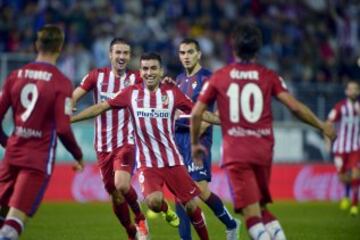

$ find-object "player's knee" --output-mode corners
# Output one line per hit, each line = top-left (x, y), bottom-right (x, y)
(184, 199), (197, 214)
(199, 188), (211, 201)
(146, 197), (162, 212)
(115, 180), (130, 194)
(195, 180), (211, 200)
(242, 203), (261, 219)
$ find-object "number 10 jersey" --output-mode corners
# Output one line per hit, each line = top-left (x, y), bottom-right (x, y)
(198, 62), (288, 166)
(0, 62), (82, 174)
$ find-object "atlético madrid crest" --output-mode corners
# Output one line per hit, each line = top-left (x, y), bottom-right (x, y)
(124, 74), (136, 87)
(162, 95), (169, 106)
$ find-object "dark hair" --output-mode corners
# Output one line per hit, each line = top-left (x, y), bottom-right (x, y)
(232, 24), (262, 60)
(36, 24), (64, 53)
(109, 37), (130, 51)
(179, 38), (200, 51)
(140, 52), (162, 65)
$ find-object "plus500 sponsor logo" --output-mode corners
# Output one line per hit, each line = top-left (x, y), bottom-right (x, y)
(136, 108), (170, 118)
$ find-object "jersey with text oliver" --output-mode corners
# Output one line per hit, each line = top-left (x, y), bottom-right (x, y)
(0, 62), (82, 174)
(198, 62), (287, 166)
(108, 83), (193, 168)
(80, 67), (142, 152)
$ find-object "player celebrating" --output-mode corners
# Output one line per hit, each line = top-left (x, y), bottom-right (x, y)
(174, 38), (239, 240)
(0, 25), (83, 240)
(327, 80), (360, 216)
(72, 38), (148, 240)
(71, 53), (220, 240)
(191, 24), (336, 240)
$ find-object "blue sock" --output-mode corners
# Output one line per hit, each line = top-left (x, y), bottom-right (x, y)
(205, 192), (237, 229)
(345, 184), (351, 198)
(176, 202), (192, 240)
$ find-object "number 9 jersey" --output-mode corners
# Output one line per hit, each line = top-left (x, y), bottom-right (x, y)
(198, 62), (287, 166)
(0, 62), (82, 174)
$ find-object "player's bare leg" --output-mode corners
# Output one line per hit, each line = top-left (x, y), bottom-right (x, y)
(0, 206), (9, 227)
(350, 168), (360, 216)
(183, 199), (209, 240)
(0, 207), (26, 240)
(146, 192), (179, 227)
(242, 202), (272, 240)
(111, 190), (137, 240)
(196, 180), (239, 240)
(339, 172), (352, 210)
(115, 170), (149, 239)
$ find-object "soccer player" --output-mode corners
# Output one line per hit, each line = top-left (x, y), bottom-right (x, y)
(71, 38), (148, 240)
(191, 24), (336, 240)
(327, 80), (360, 216)
(174, 38), (239, 240)
(71, 52), (220, 240)
(0, 25), (84, 240)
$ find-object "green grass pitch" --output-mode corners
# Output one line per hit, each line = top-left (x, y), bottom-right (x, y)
(21, 201), (359, 240)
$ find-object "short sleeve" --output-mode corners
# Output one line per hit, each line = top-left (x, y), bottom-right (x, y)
(79, 70), (97, 91)
(55, 74), (74, 115)
(198, 76), (217, 105)
(271, 72), (288, 96)
(173, 86), (193, 114)
(108, 87), (132, 109)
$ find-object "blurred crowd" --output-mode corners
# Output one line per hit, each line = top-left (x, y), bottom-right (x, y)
(0, 0), (360, 85)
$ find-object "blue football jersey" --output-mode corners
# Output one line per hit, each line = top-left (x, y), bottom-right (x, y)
(175, 68), (214, 181)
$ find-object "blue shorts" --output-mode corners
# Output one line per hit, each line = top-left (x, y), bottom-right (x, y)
(175, 132), (212, 182)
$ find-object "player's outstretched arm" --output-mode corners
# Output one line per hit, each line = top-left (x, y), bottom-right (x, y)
(71, 101), (111, 123)
(277, 92), (336, 140)
(72, 87), (88, 112)
(54, 93), (83, 164)
(201, 110), (220, 125)
(191, 101), (209, 166)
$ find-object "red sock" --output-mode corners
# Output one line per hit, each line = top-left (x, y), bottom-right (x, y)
(160, 201), (168, 212)
(112, 201), (136, 238)
(351, 179), (360, 206)
(188, 207), (209, 240)
(4, 218), (23, 236)
(261, 209), (277, 224)
(124, 187), (145, 223)
(246, 216), (262, 229)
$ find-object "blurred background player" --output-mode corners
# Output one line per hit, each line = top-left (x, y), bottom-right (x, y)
(71, 38), (149, 240)
(71, 52), (221, 240)
(191, 24), (336, 240)
(174, 38), (239, 240)
(327, 80), (360, 216)
(0, 25), (83, 240)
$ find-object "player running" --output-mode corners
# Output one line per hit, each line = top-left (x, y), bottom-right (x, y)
(0, 25), (83, 240)
(72, 52), (220, 240)
(174, 38), (239, 240)
(327, 80), (360, 216)
(191, 24), (336, 240)
(71, 38), (148, 240)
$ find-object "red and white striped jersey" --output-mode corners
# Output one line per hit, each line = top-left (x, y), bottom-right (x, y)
(328, 99), (360, 154)
(108, 83), (193, 168)
(80, 67), (142, 152)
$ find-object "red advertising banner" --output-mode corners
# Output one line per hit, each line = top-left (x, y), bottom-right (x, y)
(44, 163), (343, 202)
